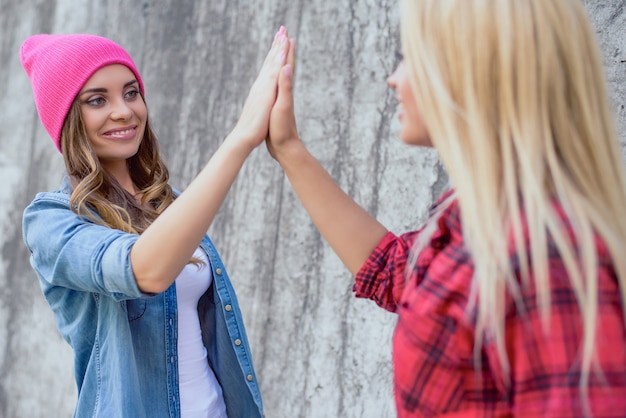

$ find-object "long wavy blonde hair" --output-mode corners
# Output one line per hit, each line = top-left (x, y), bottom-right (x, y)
(402, 0), (626, 400)
(60, 97), (175, 234)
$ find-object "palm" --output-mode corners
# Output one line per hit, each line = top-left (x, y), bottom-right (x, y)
(233, 28), (290, 148)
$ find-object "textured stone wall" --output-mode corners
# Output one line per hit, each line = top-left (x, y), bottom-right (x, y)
(0, 1), (624, 417)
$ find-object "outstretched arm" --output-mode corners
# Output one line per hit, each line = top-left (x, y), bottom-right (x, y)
(131, 27), (291, 293)
(266, 40), (388, 275)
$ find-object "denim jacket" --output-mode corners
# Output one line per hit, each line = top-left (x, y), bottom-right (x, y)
(22, 178), (263, 418)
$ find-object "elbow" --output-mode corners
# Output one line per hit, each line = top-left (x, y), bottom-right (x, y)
(129, 237), (196, 294)
(135, 273), (172, 294)
(130, 251), (175, 294)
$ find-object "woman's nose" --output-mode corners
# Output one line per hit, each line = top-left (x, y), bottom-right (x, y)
(387, 74), (395, 88)
(110, 99), (132, 120)
(387, 62), (402, 89)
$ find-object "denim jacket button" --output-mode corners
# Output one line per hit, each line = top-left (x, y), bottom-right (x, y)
(225, 304), (232, 312)
(247, 374), (253, 381)
(234, 339), (241, 346)
(215, 268), (222, 275)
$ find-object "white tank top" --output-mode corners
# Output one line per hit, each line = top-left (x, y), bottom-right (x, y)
(176, 248), (228, 418)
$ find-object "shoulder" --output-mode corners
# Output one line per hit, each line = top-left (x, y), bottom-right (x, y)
(23, 185), (76, 223)
(22, 185), (97, 252)
(28, 188), (71, 207)
(24, 176), (73, 210)
(23, 185), (74, 224)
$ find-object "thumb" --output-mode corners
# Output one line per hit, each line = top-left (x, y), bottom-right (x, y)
(276, 64), (294, 111)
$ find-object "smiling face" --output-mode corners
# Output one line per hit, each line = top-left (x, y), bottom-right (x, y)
(78, 64), (147, 174)
(387, 61), (431, 147)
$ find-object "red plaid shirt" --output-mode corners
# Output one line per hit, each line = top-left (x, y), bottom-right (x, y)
(354, 191), (626, 417)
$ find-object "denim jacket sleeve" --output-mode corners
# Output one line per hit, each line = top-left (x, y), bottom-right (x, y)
(22, 189), (145, 301)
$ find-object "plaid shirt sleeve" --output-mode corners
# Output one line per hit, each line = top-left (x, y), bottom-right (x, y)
(353, 197), (626, 417)
(353, 229), (420, 312)
(353, 190), (455, 312)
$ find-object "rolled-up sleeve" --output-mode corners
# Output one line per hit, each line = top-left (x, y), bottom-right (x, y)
(353, 230), (420, 313)
(23, 192), (146, 300)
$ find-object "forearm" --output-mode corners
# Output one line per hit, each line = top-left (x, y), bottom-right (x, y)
(131, 134), (253, 293)
(276, 141), (388, 275)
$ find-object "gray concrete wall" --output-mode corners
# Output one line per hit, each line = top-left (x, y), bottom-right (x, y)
(0, 1), (624, 417)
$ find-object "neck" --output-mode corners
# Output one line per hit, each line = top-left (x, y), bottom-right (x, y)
(103, 160), (136, 195)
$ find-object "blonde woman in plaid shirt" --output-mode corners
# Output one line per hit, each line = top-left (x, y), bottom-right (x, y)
(267, 0), (626, 416)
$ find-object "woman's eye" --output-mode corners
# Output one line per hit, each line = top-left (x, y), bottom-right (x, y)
(395, 50), (404, 64)
(125, 89), (139, 100)
(85, 96), (105, 106)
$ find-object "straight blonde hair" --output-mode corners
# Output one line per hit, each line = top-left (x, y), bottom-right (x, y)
(401, 0), (626, 406)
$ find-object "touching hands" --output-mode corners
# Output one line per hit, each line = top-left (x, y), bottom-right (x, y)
(230, 26), (291, 150)
(266, 35), (300, 161)
(227, 23), (301, 161)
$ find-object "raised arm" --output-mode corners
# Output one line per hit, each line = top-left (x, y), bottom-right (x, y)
(131, 27), (291, 293)
(266, 41), (388, 275)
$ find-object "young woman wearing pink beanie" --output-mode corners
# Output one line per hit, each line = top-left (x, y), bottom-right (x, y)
(21, 29), (293, 418)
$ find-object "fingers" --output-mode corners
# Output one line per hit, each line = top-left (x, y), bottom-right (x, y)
(273, 26), (288, 65)
(264, 26), (289, 70)
(286, 38), (296, 72)
(277, 64), (293, 109)
(275, 39), (296, 111)
(228, 27), (293, 149)
(274, 25), (286, 42)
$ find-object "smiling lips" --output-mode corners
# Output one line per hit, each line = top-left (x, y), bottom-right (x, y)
(103, 125), (137, 140)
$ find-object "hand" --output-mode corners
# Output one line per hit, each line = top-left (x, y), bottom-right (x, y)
(266, 37), (300, 160)
(230, 26), (291, 150)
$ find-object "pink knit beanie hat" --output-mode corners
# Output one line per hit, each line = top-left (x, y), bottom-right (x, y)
(20, 34), (145, 153)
